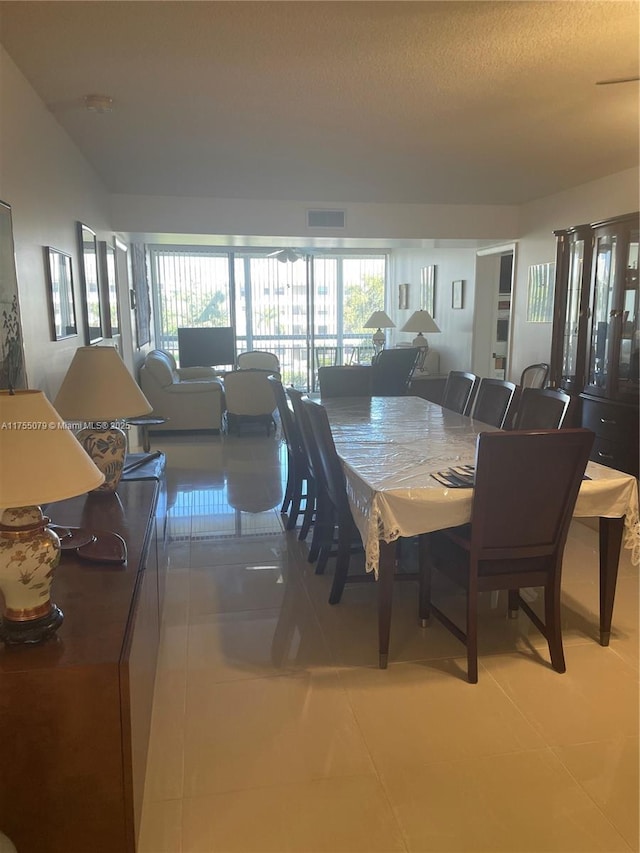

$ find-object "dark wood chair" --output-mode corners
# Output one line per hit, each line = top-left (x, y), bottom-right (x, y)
(510, 387), (571, 429)
(469, 378), (518, 429)
(371, 348), (421, 396)
(318, 365), (372, 398)
(441, 371), (480, 415)
(287, 387), (338, 572)
(268, 376), (314, 537)
(520, 362), (549, 389)
(420, 428), (594, 682)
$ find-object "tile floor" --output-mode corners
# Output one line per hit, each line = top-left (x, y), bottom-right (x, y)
(138, 431), (639, 853)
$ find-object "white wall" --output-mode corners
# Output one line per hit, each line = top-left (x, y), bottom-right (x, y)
(111, 194), (520, 243)
(388, 248), (478, 373)
(0, 47), (112, 397)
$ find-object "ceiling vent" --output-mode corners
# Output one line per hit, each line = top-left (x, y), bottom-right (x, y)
(307, 209), (346, 229)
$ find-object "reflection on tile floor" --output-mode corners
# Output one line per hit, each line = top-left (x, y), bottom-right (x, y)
(138, 432), (639, 853)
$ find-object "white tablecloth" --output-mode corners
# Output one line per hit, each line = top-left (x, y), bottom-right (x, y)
(323, 396), (640, 574)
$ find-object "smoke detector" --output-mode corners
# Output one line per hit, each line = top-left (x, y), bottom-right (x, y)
(84, 94), (114, 113)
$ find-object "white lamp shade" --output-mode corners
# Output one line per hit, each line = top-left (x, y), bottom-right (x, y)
(364, 311), (395, 329)
(401, 310), (440, 334)
(54, 346), (152, 421)
(0, 390), (105, 507)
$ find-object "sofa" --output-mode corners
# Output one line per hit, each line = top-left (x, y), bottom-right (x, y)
(139, 349), (225, 432)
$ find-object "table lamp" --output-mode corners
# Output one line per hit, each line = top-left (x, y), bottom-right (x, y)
(364, 311), (395, 353)
(401, 310), (441, 371)
(54, 346), (152, 493)
(0, 389), (105, 644)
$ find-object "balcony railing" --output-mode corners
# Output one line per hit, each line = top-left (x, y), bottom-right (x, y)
(159, 335), (376, 390)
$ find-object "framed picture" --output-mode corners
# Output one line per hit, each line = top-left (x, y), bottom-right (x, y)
(421, 265), (435, 317)
(452, 279), (464, 309)
(527, 262), (555, 322)
(398, 282), (409, 310)
(77, 222), (103, 343)
(99, 240), (120, 338)
(0, 200), (27, 390)
(131, 242), (151, 347)
(44, 247), (77, 340)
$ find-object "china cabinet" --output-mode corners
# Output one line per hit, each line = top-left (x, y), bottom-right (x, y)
(550, 212), (639, 477)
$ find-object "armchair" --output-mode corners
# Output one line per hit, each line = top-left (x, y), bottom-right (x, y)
(223, 369), (277, 436)
(139, 349), (225, 432)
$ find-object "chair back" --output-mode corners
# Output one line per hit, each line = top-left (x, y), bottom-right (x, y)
(300, 398), (350, 514)
(441, 371), (479, 414)
(318, 365), (372, 398)
(268, 375), (298, 453)
(470, 378), (517, 429)
(223, 369), (277, 416)
(511, 388), (571, 430)
(470, 429), (593, 563)
(142, 349), (178, 387)
(287, 387), (322, 485)
(520, 362), (549, 389)
(371, 347), (420, 396)
(237, 350), (280, 374)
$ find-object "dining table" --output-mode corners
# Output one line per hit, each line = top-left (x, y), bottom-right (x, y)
(322, 395), (640, 668)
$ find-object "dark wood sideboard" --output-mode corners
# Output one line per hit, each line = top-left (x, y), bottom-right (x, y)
(0, 463), (166, 853)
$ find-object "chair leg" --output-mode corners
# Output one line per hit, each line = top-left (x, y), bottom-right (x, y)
(466, 577), (479, 684)
(286, 473), (303, 531)
(418, 534), (431, 626)
(545, 576), (566, 673)
(308, 495), (330, 565)
(298, 479), (315, 541)
(507, 588), (520, 618)
(281, 454), (295, 515)
(329, 519), (352, 605)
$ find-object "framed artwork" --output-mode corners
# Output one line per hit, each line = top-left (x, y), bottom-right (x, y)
(77, 222), (103, 343)
(398, 282), (409, 310)
(99, 240), (120, 338)
(421, 265), (436, 317)
(44, 247), (77, 340)
(131, 242), (151, 347)
(452, 279), (464, 309)
(0, 200), (27, 390)
(527, 262), (555, 322)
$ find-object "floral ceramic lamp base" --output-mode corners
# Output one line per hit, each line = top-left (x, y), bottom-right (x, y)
(77, 426), (128, 493)
(0, 506), (64, 645)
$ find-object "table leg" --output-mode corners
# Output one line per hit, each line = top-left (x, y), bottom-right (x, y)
(598, 516), (625, 646)
(141, 425), (151, 453)
(378, 540), (396, 669)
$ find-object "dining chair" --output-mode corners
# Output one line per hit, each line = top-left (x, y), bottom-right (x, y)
(287, 387), (337, 570)
(237, 350), (281, 375)
(299, 397), (366, 603)
(441, 371), (480, 415)
(469, 378), (518, 429)
(510, 387), (571, 430)
(420, 428), (594, 683)
(318, 365), (372, 398)
(520, 362), (549, 389)
(268, 376), (314, 536)
(371, 347), (421, 396)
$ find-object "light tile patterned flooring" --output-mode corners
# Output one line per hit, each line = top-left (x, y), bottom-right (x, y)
(138, 432), (639, 853)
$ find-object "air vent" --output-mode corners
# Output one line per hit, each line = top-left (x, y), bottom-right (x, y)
(307, 209), (346, 228)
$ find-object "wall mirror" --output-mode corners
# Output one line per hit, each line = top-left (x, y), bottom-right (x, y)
(99, 240), (120, 338)
(45, 247), (77, 340)
(77, 222), (102, 343)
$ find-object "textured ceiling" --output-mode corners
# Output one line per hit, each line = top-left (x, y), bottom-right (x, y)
(0, 1), (638, 206)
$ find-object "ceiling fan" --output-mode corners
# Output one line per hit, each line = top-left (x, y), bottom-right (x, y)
(266, 248), (307, 263)
(596, 75), (640, 86)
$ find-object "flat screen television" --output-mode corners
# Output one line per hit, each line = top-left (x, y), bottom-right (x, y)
(177, 326), (236, 368)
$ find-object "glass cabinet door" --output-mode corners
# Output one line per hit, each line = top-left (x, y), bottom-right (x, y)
(560, 237), (585, 388)
(615, 229), (639, 399)
(587, 231), (618, 393)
